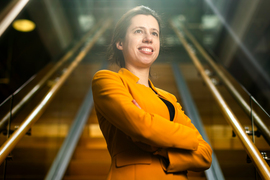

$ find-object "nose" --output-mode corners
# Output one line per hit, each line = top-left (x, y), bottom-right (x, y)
(142, 33), (153, 44)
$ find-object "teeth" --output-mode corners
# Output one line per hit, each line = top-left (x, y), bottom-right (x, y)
(141, 48), (152, 52)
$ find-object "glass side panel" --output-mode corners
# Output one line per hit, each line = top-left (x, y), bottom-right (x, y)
(186, 0), (270, 114)
(179, 62), (267, 180)
(0, 48), (104, 179)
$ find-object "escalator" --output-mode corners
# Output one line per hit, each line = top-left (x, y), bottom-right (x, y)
(1, 56), (269, 179)
(1, 1), (270, 180)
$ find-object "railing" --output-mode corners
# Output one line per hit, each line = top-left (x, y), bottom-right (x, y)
(0, 19), (103, 132)
(170, 19), (270, 180)
(172, 63), (224, 180)
(0, 0), (29, 37)
(180, 24), (270, 146)
(0, 18), (112, 164)
(45, 61), (108, 180)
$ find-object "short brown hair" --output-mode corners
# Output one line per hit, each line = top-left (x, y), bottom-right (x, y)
(107, 6), (162, 68)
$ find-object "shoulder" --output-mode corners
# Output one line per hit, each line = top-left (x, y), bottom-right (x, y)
(92, 70), (121, 84)
(92, 69), (126, 90)
(155, 88), (177, 102)
(93, 69), (119, 80)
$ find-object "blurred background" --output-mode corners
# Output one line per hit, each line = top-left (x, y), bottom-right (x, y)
(0, 0), (270, 180)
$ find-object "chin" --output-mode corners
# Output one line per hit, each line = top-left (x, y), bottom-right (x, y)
(139, 61), (154, 68)
(140, 58), (156, 65)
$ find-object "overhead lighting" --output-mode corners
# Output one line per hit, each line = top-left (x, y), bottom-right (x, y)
(12, 19), (35, 32)
(78, 15), (95, 32)
(202, 15), (219, 29)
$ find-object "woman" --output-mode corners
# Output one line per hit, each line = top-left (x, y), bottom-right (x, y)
(92, 6), (212, 180)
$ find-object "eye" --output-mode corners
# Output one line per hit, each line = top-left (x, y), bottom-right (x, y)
(134, 29), (143, 34)
(152, 32), (159, 37)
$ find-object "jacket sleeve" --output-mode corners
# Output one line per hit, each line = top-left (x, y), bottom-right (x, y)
(157, 102), (212, 172)
(92, 70), (199, 150)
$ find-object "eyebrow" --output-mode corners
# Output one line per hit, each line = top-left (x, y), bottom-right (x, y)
(131, 26), (159, 33)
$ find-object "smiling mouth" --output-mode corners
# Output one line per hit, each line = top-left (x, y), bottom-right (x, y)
(138, 48), (153, 52)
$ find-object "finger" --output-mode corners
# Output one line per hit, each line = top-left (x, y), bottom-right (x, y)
(132, 99), (141, 109)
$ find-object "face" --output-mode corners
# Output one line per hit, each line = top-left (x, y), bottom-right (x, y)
(116, 15), (160, 69)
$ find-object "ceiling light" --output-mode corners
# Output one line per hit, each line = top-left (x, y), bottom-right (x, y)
(12, 19), (35, 32)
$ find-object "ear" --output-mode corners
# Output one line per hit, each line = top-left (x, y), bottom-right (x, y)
(116, 40), (123, 50)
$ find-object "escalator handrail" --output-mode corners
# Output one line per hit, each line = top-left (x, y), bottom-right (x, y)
(172, 63), (225, 180)
(0, 18), (112, 165)
(45, 61), (108, 180)
(181, 23), (270, 146)
(0, 0), (29, 37)
(170, 19), (270, 180)
(0, 19), (103, 132)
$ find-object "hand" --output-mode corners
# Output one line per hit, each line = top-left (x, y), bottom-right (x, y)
(132, 99), (141, 109)
(153, 148), (168, 159)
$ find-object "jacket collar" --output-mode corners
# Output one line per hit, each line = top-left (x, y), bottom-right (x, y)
(118, 68), (140, 83)
(118, 68), (158, 92)
(148, 79), (158, 93)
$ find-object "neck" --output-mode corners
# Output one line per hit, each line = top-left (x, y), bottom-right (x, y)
(125, 65), (150, 87)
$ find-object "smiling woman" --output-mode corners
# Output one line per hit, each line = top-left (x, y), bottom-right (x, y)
(92, 6), (212, 180)
(116, 14), (160, 85)
(107, 6), (162, 69)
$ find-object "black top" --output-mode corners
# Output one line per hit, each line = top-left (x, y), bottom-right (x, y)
(149, 84), (175, 121)
(159, 97), (175, 121)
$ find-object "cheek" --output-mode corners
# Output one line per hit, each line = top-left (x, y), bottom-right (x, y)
(156, 41), (160, 52)
(129, 38), (140, 47)
(127, 40), (140, 54)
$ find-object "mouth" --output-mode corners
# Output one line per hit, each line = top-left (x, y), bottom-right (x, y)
(138, 47), (153, 54)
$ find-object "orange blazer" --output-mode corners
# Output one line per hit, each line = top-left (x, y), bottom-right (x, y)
(92, 68), (212, 180)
